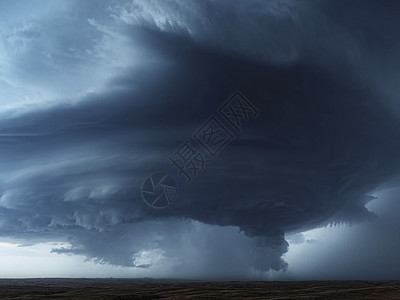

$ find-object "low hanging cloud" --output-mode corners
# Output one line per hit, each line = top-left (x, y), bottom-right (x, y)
(0, 0), (400, 279)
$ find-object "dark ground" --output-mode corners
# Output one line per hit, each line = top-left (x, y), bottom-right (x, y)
(0, 279), (399, 299)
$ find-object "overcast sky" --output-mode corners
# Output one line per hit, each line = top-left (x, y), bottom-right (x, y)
(1, 0), (400, 279)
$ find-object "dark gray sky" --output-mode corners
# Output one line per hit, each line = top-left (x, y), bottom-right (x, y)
(1, 0), (400, 279)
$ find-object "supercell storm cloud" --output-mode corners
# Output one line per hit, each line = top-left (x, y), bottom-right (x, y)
(1, 0), (400, 279)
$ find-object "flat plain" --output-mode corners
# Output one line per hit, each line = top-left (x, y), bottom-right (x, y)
(0, 279), (399, 299)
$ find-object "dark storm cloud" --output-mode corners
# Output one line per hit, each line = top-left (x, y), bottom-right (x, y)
(1, 0), (400, 278)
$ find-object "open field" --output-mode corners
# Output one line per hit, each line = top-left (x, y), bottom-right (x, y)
(0, 279), (399, 299)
